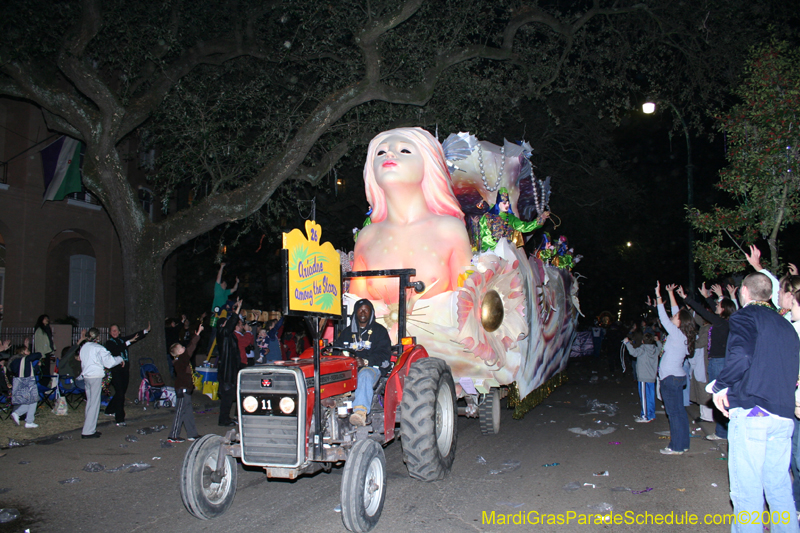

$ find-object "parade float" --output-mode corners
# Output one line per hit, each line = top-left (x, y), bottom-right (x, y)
(180, 128), (581, 533)
(346, 127), (580, 433)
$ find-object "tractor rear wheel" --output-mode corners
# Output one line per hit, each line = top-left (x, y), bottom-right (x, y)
(341, 439), (386, 533)
(180, 434), (238, 519)
(400, 357), (457, 481)
(479, 388), (501, 435)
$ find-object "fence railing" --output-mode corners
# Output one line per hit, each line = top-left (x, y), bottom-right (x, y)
(0, 326), (125, 351)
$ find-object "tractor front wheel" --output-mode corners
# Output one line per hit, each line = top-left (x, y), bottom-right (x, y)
(341, 439), (386, 533)
(400, 357), (457, 481)
(180, 434), (238, 519)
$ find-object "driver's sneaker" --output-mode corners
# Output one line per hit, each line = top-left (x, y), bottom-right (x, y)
(634, 416), (652, 423)
(705, 434), (725, 441)
(10, 412), (20, 425)
(349, 410), (367, 427)
(167, 437), (185, 443)
(25, 422), (39, 428)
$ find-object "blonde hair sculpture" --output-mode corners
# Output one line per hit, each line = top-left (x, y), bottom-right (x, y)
(363, 127), (464, 223)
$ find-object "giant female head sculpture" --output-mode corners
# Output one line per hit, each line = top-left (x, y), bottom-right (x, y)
(363, 127), (464, 223)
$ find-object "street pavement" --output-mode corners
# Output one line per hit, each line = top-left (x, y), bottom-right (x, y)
(0, 356), (738, 532)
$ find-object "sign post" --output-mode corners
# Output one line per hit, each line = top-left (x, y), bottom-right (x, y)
(282, 220), (342, 459)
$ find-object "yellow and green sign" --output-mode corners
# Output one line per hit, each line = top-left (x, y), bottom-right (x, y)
(283, 220), (342, 317)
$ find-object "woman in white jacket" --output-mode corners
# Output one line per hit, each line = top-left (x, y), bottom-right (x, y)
(80, 328), (124, 439)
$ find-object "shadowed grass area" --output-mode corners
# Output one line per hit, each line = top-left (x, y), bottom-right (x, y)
(2, 403), (87, 444)
(1, 398), (215, 445)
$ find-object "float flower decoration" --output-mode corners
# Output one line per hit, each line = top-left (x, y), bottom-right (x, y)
(456, 254), (528, 367)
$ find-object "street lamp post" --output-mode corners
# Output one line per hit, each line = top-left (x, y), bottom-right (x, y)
(643, 101), (695, 297)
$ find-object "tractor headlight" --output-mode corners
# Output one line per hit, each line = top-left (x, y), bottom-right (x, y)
(243, 395), (258, 413)
(279, 396), (295, 414)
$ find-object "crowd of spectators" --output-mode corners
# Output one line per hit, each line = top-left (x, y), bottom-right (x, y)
(590, 244), (800, 525)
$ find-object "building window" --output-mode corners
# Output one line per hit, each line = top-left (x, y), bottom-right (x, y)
(139, 187), (154, 221)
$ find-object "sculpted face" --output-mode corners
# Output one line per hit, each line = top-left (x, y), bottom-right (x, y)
(372, 134), (424, 188)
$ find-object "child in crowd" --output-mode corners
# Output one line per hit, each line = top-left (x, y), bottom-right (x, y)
(623, 332), (661, 423)
(167, 325), (203, 444)
(255, 328), (269, 364)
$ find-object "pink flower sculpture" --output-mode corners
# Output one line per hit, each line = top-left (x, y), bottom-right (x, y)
(456, 255), (527, 367)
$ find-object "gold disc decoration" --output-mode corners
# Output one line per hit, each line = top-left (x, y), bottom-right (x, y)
(481, 290), (504, 332)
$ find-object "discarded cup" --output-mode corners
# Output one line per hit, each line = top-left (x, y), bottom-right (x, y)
(476, 456), (487, 465)
(593, 471), (609, 477)
(125, 435), (139, 443)
(59, 478), (81, 484)
(542, 463), (560, 467)
(583, 483), (596, 488)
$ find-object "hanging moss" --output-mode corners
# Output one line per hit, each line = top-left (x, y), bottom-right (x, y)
(507, 372), (568, 419)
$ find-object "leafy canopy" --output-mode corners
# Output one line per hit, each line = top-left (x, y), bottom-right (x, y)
(689, 40), (800, 277)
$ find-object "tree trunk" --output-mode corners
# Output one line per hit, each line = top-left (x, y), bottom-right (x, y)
(86, 148), (171, 398)
(120, 240), (169, 396)
(768, 182), (789, 273)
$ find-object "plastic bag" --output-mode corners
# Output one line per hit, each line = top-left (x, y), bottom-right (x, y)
(0, 509), (20, 524)
(83, 462), (105, 473)
(53, 391), (69, 416)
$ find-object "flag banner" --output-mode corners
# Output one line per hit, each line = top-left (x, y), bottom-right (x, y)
(41, 136), (84, 202)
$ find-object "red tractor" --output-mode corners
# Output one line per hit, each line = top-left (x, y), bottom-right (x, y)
(180, 269), (457, 532)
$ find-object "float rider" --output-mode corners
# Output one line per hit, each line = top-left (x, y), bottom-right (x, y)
(477, 187), (548, 252)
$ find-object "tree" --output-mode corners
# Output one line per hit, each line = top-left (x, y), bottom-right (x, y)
(0, 0), (788, 388)
(689, 41), (800, 278)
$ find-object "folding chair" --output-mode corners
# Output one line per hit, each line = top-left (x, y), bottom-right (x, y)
(0, 393), (11, 421)
(34, 361), (58, 409)
(58, 375), (86, 409)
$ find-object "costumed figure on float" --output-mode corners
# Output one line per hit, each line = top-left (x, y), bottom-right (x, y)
(346, 127), (580, 428)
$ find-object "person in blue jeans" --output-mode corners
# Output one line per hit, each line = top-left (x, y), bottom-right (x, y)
(333, 299), (392, 427)
(655, 281), (696, 455)
(680, 282), (736, 440)
(712, 272), (799, 533)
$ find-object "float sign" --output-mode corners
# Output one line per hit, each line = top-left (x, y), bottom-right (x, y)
(282, 220), (342, 318)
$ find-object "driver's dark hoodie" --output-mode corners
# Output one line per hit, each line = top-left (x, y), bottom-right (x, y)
(333, 299), (392, 375)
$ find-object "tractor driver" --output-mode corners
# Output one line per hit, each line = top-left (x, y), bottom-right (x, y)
(333, 299), (392, 426)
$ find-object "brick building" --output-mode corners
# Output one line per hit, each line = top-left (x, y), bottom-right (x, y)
(0, 97), (175, 330)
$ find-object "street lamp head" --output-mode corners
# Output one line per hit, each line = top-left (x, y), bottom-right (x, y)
(626, 241), (632, 247)
(642, 102), (656, 114)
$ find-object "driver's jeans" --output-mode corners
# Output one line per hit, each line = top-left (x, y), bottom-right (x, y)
(353, 367), (380, 414)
